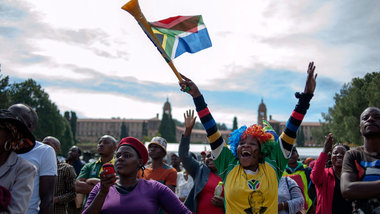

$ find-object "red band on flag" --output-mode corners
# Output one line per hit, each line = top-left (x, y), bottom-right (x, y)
(198, 108), (210, 118)
(291, 111), (304, 121)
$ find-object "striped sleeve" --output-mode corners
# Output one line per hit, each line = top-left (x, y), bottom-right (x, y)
(280, 92), (313, 156)
(193, 95), (224, 151)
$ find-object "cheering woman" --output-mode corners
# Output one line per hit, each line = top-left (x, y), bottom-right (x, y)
(179, 62), (317, 213)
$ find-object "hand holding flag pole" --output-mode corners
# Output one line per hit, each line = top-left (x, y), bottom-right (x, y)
(122, 0), (184, 83)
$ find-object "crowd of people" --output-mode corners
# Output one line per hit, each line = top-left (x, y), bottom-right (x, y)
(0, 62), (379, 214)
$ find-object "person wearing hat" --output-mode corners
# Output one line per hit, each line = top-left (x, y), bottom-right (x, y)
(0, 109), (37, 213)
(179, 62), (316, 213)
(9, 103), (57, 214)
(138, 136), (177, 192)
(82, 137), (190, 214)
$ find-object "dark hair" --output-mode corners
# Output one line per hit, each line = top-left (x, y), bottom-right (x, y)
(332, 143), (349, 152)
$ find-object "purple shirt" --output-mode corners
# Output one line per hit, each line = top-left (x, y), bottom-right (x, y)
(83, 179), (190, 214)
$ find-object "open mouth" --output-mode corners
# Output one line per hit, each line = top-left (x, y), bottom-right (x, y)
(241, 151), (252, 158)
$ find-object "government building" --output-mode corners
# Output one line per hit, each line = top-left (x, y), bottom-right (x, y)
(76, 99), (321, 147)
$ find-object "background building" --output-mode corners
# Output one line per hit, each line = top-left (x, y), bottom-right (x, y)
(258, 99), (322, 146)
(76, 99), (322, 151)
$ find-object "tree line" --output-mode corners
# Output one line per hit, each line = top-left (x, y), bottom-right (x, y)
(0, 69), (76, 156)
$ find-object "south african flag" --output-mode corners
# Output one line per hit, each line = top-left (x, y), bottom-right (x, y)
(149, 15), (212, 59)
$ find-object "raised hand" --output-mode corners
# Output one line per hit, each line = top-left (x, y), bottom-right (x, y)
(184, 110), (197, 129)
(184, 109), (197, 137)
(323, 133), (333, 154)
(99, 171), (117, 195)
(179, 73), (202, 98)
(304, 62), (317, 94)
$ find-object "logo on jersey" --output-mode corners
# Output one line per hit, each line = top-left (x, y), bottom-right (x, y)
(247, 179), (261, 190)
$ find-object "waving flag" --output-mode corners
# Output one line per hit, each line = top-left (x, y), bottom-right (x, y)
(150, 15), (212, 59)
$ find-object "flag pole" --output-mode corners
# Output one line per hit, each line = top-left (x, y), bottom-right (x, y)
(122, 0), (183, 83)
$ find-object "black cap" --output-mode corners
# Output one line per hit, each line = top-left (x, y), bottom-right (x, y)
(0, 109), (35, 154)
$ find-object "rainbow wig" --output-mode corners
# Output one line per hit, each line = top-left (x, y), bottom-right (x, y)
(228, 121), (278, 159)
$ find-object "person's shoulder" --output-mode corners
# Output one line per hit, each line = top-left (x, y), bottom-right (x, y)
(34, 141), (55, 153)
(142, 179), (169, 190)
(16, 154), (37, 172)
(59, 162), (74, 169)
(162, 163), (176, 172)
(346, 146), (365, 157)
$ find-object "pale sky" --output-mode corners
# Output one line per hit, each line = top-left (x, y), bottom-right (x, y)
(1, 0), (379, 128)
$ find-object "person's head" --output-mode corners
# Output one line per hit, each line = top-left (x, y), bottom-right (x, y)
(204, 151), (217, 172)
(170, 153), (180, 168)
(42, 136), (60, 155)
(303, 157), (314, 166)
(0, 110), (35, 155)
(229, 124), (274, 171)
(116, 137), (148, 177)
(148, 136), (167, 160)
(97, 135), (117, 157)
(288, 148), (299, 166)
(331, 144), (349, 169)
(360, 107), (380, 138)
(8, 104), (38, 133)
(200, 151), (207, 162)
(67, 146), (81, 161)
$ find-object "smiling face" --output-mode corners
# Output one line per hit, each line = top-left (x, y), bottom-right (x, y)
(115, 145), (141, 177)
(237, 135), (262, 171)
(204, 151), (217, 172)
(360, 107), (380, 137)
(331, 145), (347, 168)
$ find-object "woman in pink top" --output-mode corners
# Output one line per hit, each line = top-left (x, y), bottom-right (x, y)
(310, 133), (352, 214)
(83, 137), (190, 214)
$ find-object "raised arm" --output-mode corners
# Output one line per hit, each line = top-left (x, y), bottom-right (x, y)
(279, 62), (317, 158)
(179, 74), (224, 159)
(178, 110), (200, 178)
(311, 133), (333, 185)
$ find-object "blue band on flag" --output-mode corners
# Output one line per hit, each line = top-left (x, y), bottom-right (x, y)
(174, 28), (212, 58)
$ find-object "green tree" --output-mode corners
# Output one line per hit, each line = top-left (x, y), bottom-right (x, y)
(0, 67), (11, 109)
(296, 126), (305, 147)
(60, 119), (74, 156)
(64, 111), (78, 143)
(322, 72), (380, 145)
(9, 79), (75, 150)
(70, 111), (77, 140)
(120, 122), (129, 139)
(142, 121), (148, 138)
(232, 116), (238, 130)
(217, 123), (228, 130)
(159, 113), (176, 142)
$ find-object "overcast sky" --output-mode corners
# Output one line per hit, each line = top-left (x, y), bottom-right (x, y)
(1, 0), (379, 128)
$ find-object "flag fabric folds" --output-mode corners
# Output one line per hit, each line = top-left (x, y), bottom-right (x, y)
(149, 15), (212, 59)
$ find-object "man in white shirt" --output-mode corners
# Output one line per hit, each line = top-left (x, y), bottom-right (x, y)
(9, 104), (57, 214)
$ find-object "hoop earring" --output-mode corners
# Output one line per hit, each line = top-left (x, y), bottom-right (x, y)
(4, 141), (12, 152)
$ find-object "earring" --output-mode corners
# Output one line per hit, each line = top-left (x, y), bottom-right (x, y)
(4, 141), (12, 152)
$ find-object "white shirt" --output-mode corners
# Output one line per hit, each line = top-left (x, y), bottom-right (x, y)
(18, 141), (57, 214)
(176, 171), (194, 199)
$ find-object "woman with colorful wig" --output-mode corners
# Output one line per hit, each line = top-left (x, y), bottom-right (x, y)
(179, 62), (317, 213)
